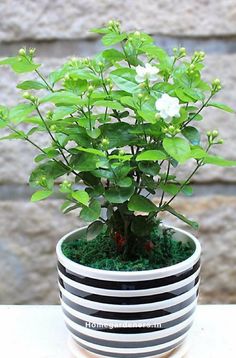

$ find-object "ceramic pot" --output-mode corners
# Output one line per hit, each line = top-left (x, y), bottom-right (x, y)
(56, 226), (201, 358)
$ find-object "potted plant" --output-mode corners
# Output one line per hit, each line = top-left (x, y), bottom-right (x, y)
(0, 20), (235, 358)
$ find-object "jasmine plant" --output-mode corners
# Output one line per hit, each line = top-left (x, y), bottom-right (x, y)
(0, 20), (235, 262)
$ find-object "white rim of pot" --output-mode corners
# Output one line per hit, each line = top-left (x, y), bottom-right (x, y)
(56, 225), (201, 281)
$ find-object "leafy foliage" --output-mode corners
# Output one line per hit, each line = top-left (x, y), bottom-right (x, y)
(0, 21), (235, 258)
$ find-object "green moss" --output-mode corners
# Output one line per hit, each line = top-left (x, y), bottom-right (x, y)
(62, 225), (195, 271)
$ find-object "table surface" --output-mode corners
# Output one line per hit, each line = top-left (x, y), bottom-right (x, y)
(0, 305), (234, 358)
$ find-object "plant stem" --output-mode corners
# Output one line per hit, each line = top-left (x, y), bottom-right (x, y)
(121, 42), (131, 68)
(35, 69), (54, 92)
(6, 124), (68, 171)
(164, 163), (201, 207)
(183, 93), (214, 127)
(159, 160), (171, 207)
(35, 107), (80, 177)
(161, 142), (213, 207)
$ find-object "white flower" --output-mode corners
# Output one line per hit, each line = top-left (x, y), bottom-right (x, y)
(155, 93), (181, 121)
(135, 63), (159, 83)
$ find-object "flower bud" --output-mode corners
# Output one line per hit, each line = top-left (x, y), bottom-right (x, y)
(23, 91), (31, 99)
(162, 128), (168, 134)
(218, 139), (224, 144)
(207, 131), (212, 137)
(29, 48), (36, 56)
(138, 83), (146, 88)
(179, 47), (186, 56)
(46, 111), (53, 119)
(189, 64), (195, 70)
(88, 85), (94, 93)
(101, 138), (109, 146)
(138, 93), (143, 99)
(83, 58), (90, 66)
(212, 130), (219, 138)
(64, 74), (70, 81)
(134, 31), (141, 37)
(50, 125), (56, 131)
(18, 48), (26, 56)
(212, 78), (221, 86)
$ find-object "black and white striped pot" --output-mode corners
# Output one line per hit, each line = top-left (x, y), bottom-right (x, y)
(57, 226), (201, 358)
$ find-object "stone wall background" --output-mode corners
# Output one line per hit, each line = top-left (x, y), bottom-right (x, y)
(0, 0), (236, 304)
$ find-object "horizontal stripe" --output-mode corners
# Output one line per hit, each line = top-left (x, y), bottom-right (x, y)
(59, 282), (200, 313)
(56, 226), (201, 281)
(60, 291), (198, 320)
(59, 275), (199, 305)
(58, 259), (200, 291)
(62, 306), (195, 333)
(61, 297), (197, 326)
(70, 331), (187, 356)
(58, 266), (200, 297)
(65, 314), (193, 346)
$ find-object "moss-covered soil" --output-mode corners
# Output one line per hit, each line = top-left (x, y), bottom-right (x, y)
(62, 225), (194, 271)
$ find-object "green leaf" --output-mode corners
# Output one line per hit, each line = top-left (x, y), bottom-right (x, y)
(93, 100), (124, 111)
(17, 80), (47, 90)
(136, 150), (168, 162)
(203, 155), (236, 167)
(138, 110), (157, 124)
(31, 190), (53, 202)
(86, 128), (101, 139)
(164, 205), (199, 229)
(182, 185), (193, 196)
(102, 49), (125, 62)
(86, 221), (105, 240)
(175, 88), (196, 103)
(163, 137), (191, 163)
(80, 200), (101, 222)
(182, 126), (200, 145)
(128, 194), (157, 213)
(71, 153), (99, 172)
(105, 185), (134, 204)
(190, 146), (206, 159)
(110, 68), (139, 93)
(108, 154), (132, 162)
(159, 183), (179, 195)
(70, 69), (99, 81)
(61, 201), (79, 214)
(76, 147), (105, 157)
(206, 102), (235, 113)
(138, 162), (160, 176)
(41, 91), (84, 105)
(90, 27), (110, 34)
(141, 45), (170, 65)
(102, 32), (127, 46)
(120, 96), (136, 109)
(52, 106), (77, 120)
(116, 177), (133, 187)
(9, 104), (35, 124)
(72, 190), (90, 206)
(0, 56), (40, 73)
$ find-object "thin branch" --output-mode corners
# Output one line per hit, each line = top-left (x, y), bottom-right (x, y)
(183, 93), (214, 127)
(159, 160), (171, 207)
